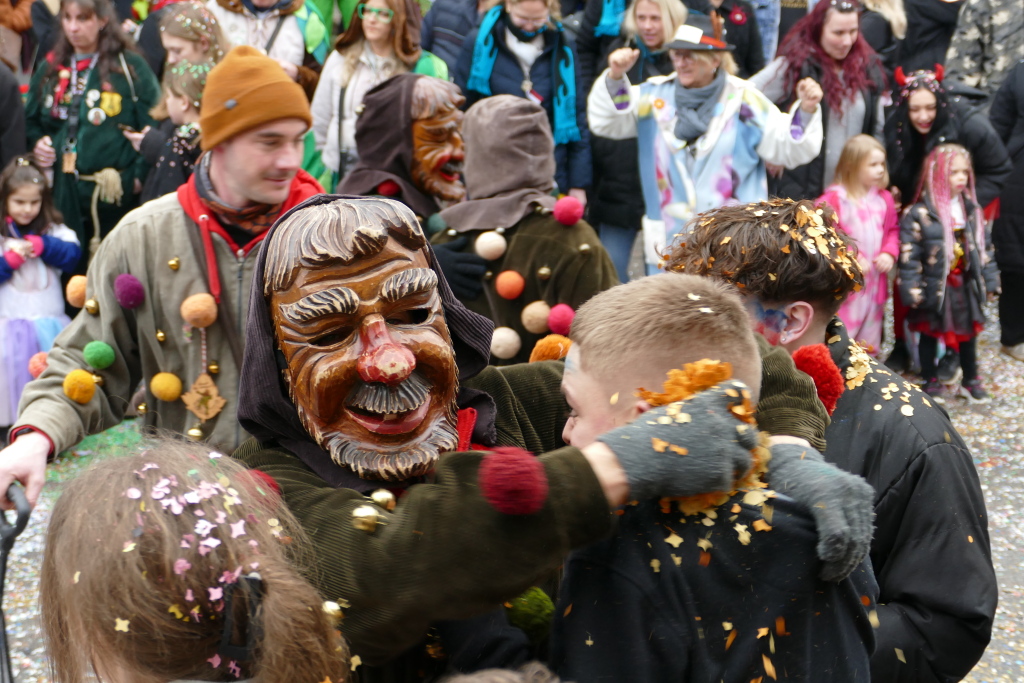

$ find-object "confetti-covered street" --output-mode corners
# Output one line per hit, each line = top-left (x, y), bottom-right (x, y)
(3, 314), (1024, 682)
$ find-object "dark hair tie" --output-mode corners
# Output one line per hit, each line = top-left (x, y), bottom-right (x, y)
(218, 572), (265, 665)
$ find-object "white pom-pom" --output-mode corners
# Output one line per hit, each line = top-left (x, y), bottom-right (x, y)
(521, 300), (552, 334)
(474, 231), (508, 260)
(491, 326), (522, 359)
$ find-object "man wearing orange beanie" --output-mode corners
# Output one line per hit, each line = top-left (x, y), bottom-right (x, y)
(0, 47), (325, 505)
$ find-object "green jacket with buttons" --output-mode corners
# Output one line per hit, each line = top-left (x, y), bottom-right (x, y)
(431, 212), (620, 364)
(26, 51), (160, 243)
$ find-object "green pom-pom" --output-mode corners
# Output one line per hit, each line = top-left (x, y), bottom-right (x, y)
(83, 340), (116, 370)
(425, 213), (448, 236)
(504, 586), (554, 645)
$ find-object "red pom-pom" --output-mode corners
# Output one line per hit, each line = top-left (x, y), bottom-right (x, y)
(113, 273), (145, 309)
(552, 196), (584, 226)
(478, 447), (548, 515)
(246, 468), (282, 497)
(28, 351), (48, 379)
(377, 180), (401, 197)
(547, 303), (575, 336)
(792, 343), (844, 415)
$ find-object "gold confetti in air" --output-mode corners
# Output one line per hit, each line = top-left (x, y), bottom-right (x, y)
(901, 405), (915, 417)
(757, 627), (769, 638)
(752, 519), (773, 532)
(585, 634), (594, 646)
(895, 648), (906, 663)
(687, 293), (701, 300)
(652, 437), (669, 453)
(114, 618), (130, 633)
(350, 655), (362, 671)
(72, 571), (80, 584)
(968, 535), (974, 543)
(609, 392), (619, 405)
(650, 559), (661, 573)
(699, 307), (714, 314)
(874, 405), (882, 411)
(735, 523), (751, 545)
(564, 604), (573, 617)
(671, 553), (682, 566)
(763, 654), (778, 680)
(664, 531), (684, 548)
(868, 610), (880, 628)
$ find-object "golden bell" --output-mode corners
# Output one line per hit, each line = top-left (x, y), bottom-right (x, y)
(168, 257), (181, 271)
(155, 329), (166, 343)
(537, 266), (552, 280)
(91, 373), (104, 386)
(370, 489), (396, 511)
(483, 271), (493, 280)
(186, 425), (204, 440)
(207, 361), (220, 375)
(351, 505), (382, 533)
(578, 243), (591, 254)
(84, 298), (99, 315)
(136, 402), (148, 415)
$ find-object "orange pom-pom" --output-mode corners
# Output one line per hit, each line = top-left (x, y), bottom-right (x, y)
(28, 351), (48, 379)
(63, 369), (96, 404)
(495, 270), (525, 300)
(529, 335), (572, 363)
(66, 275), (87, 308)
(180, 293), (217, 328)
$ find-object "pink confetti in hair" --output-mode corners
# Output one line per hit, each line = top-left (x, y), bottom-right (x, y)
(209, 451), (224, 459)
(174, 558), (191, 575)
(215, 510), (227, 524)
(141, 463), (159, 472)
(194, 519), (215, 537)
(207, 653), (221, 668)
(181, 533), (195, 549)
(125, 488), (141, 499)
(185, 589), (194, 602)
(183, 491), (201, 505)
(228, 661), (241, 678)
(230, 519), (246, 538)
(208, 586), (223, 601)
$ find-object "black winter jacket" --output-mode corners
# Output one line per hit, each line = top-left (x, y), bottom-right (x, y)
(589, 36), (672, 231)
(772, 58), (885, 200)
(823, 320), (996, 682)
(551, 492), (877, 682)
(574, 0), (620, 98)
(896, 0), (963, 73)
(454, 24), (593, 193)
(686, 0), (765, 79)
(421, 0), (481, 73)
(990, 59), (1024, 273)
(0, 61), (25, 171)
(898, 197), (999, 314)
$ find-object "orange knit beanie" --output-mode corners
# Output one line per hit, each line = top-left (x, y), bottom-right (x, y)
(199, 45), (312, 151)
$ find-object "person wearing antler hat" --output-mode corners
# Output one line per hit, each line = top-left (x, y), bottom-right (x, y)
(588, 11), (824, 274)
(881, 66), (1010, 376)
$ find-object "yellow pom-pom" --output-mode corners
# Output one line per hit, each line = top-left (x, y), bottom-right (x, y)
(180, 293), (217, 328)
(529, 334), (572, 363)
(63, 369), (96, 404)
(66, 275), (87, 308)
(150, 372), (183, 402)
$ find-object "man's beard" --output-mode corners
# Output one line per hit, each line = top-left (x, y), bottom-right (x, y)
(298, 371), (460, 481)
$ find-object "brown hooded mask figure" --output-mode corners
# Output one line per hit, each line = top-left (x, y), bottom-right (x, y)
(337, 75), (466, 218)
(238, 195), (495, 486)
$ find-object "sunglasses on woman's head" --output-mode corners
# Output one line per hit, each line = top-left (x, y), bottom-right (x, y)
(828, 0), (858, 11)
(357, 4), (395, 22)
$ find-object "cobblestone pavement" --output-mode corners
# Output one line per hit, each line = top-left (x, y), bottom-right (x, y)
(3, 318), (1024, 681)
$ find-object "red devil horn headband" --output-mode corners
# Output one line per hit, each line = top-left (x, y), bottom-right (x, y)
(934, 64), (944, 83)
(894, 67), (906, 87)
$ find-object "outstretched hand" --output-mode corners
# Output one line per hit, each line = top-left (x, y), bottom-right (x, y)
(596, 382), (758, 502)
(767, 443), (874, 582)
(796, 77), (824, 114)
(608, 48), (640, 81)
(0, 432), (50, 510)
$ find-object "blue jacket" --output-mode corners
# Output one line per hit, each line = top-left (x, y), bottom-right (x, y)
(0, 232), (82, 283)
(421, 0), (482, 73)
(455, 26), (592, 192)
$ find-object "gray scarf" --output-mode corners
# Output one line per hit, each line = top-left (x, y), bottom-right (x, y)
(673, 67), (727, 143)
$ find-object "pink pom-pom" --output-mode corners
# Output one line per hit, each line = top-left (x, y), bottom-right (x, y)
(478, 447), (548, 515)
(114, 274), (145, 309)
(547, 303), (575, 336)
(28, 351), (48, 379)
(553, 196), (584, 226)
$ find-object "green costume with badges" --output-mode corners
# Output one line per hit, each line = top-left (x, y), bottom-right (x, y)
(26, 51), (160, 258)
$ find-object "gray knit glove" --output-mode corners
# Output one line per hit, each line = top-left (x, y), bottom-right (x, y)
(768, 444), (875, 582)
(597, 382), (758, 502)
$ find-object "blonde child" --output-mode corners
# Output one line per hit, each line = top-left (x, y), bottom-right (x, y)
(818, 134), (900, 355)
(898, 143), (999, 401)
(40, 439), (349, 682)
(0, 157), (80, 432)
(135, 59), (212, 203)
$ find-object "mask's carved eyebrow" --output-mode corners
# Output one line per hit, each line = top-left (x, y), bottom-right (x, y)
(280, 287), (359, 323)
(380, 268), (438, 303)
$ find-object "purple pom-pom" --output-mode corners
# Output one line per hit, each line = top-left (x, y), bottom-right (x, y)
(114, 274), (145, 310)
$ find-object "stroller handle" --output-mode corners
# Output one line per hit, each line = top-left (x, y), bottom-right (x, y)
(0, 485), (29, 548)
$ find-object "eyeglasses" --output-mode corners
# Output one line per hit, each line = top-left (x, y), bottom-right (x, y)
(357, 4), (395, 23)
(508, 10), (549, 28)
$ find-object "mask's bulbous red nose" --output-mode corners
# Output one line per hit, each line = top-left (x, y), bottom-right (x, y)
(357, 319), (417, 385)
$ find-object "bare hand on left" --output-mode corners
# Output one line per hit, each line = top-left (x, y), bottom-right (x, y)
(873, 252), (895, 274)
(569, 188), (588, 212)
(796, 77), (823, 113)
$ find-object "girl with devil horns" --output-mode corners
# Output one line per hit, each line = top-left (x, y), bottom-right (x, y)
(882, 65), (1011, 375)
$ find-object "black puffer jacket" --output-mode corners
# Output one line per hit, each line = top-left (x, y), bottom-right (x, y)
(823, 320), (997, 683)
(898, 197), (999, 313)
(990, 59), (1024, 273)
(588, 36), (672, 231)
(575, 0), (621, 98)
(896, 0), (963, 73)
(686, 0), (765, 78)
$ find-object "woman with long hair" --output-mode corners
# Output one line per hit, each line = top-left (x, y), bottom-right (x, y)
(455, 0), (591, 204)
(26, 0), (160, 268)
(859, 0), (905, 72)
(135, 0), (230, 80)
(310, 0), (446, 188)
(588, 0), (685, 280)
(750, 0), (887, 201)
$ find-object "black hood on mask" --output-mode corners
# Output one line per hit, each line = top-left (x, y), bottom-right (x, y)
(235, 194), (495, 490)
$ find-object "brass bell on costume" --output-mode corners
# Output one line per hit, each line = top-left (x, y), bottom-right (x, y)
(91, 373), (104, 386)
(85, 298), (99, 315)
(370, 489), (396, 511)
(537, 266), (552, 280)
(578, 243), (591, 254)
(168, 257), (181, 271)
(155, 329), (166, 342)
(207, 361), (220, 375)
(136, 402), (148, 415)
(187, 424), (204, 440)
(352, 504), (385, 532)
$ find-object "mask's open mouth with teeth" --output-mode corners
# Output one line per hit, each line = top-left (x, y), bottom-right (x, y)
(345, 371), (432, 435)
(437, 157), (463, 183)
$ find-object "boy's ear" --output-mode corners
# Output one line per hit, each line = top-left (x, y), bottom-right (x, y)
(780, 301), (816, 345)
(632, 399), (652, 418)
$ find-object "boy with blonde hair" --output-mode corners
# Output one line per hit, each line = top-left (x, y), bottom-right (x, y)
(550, 273), (876, 683)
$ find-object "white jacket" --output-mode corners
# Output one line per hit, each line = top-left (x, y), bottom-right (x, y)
(206, 0), (306, 68)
